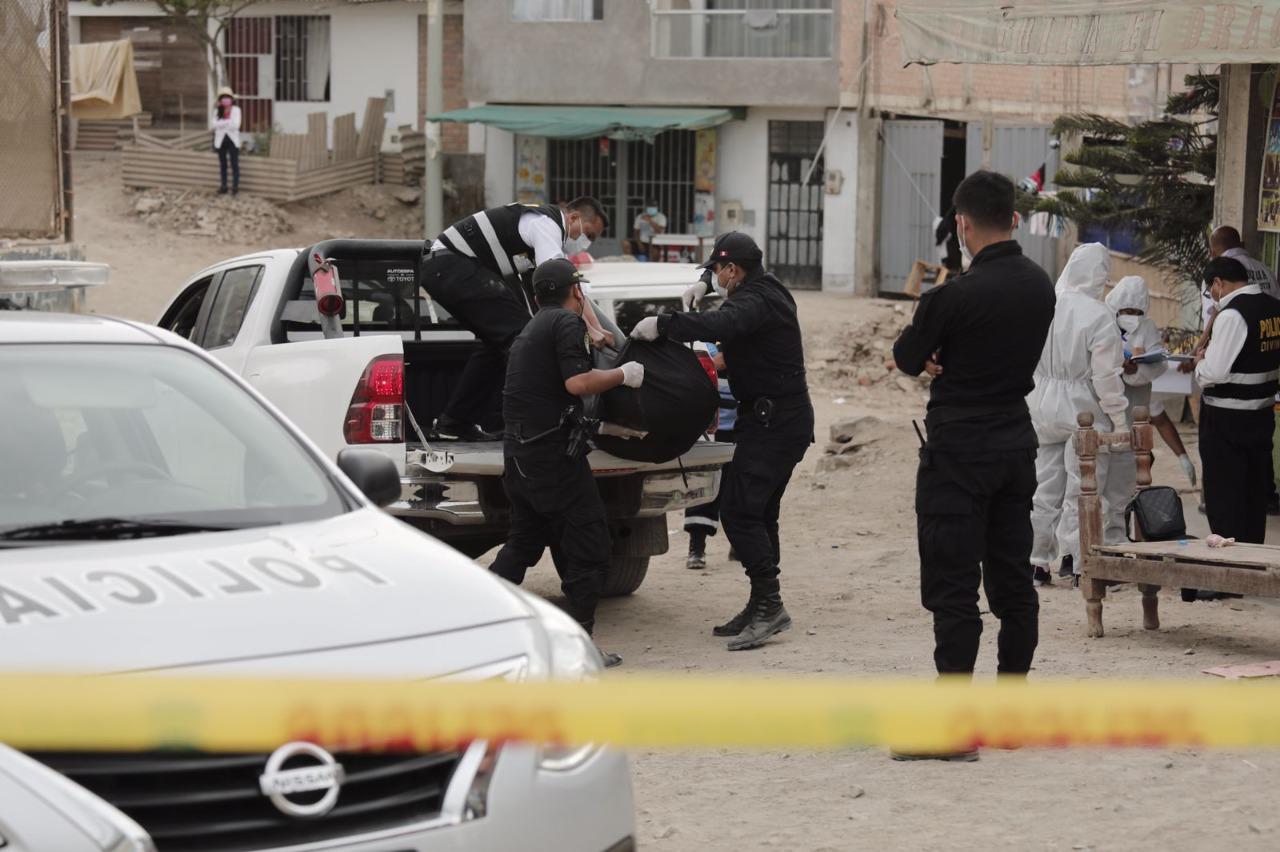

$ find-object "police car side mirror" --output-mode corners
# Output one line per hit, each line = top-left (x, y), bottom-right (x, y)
(337, 448), (401, 508)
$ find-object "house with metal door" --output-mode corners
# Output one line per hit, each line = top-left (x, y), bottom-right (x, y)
(449, 0), (851, 292)
(68, 0), (470, 153)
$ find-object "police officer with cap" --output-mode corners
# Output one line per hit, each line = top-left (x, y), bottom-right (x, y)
(489, 258), (645, 666)
(631, 232), (813, 650)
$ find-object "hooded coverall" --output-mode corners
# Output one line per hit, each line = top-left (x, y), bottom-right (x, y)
(1028, 243), (1129, 575)
(1102, 276), (1168, 544)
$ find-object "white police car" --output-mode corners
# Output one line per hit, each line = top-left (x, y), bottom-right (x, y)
(0, 312), (634, 852)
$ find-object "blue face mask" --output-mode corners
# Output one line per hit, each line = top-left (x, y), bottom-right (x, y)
(645, 206), (658, 217)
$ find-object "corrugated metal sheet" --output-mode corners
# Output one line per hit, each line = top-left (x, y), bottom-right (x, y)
(966, 124), (1061, 279)
(878, 119), (942, 295)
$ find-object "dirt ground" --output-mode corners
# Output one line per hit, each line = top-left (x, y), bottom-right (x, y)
(75, 152), (1280, 852)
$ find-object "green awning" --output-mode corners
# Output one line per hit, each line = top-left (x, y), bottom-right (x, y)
(428, 105), (740, 141)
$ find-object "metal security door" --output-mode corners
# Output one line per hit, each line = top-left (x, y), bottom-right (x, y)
(966, 124), (1061, 279)
(548, 136), (619, 223)
(767, 121), (825, 290)
(878, 119), (943, 295)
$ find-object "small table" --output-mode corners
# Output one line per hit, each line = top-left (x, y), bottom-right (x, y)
(650, 234), (711, 263)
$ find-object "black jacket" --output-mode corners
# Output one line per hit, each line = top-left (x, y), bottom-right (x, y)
(658, 268), (808, 404)
(893, 240), (1054, 451)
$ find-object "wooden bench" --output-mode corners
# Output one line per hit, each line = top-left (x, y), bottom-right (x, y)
(1076, 407), (1280, 637)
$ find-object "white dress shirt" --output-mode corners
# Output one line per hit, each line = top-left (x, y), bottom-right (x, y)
(212, 105), (242, 149)
(1196, 284), (1261, 388)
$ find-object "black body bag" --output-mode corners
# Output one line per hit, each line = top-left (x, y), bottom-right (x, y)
(595, 338), (719, 463)
(1124, 486), (1187, 542)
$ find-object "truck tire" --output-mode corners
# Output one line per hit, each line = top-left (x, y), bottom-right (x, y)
(601, 516), (669, 597)
(601, 556), (650, 598)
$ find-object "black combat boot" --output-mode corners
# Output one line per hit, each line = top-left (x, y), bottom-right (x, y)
(686, 530), (707, 570)
(1058, 554), (1074, 579)
(712, 595), (757, 637)
(727, 593), (792, 651)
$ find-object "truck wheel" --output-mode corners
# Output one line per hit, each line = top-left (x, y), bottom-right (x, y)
(601, 556), (650, 597)
(601, 517), (669, 597)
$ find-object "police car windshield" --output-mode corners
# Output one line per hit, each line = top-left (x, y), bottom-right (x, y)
(0, 343), (347, 539)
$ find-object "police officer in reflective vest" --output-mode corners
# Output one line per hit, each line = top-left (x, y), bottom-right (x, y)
(420, 198), (612, 441)
(1194, 256), (1280, 544)
(631, 232), (813, 650)
(488, 259), (645, 666)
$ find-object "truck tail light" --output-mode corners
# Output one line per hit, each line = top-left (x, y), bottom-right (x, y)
(696, 350), (719, 435)
(345, 355), (404, 443)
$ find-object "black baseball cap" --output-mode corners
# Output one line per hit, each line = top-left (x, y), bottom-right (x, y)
(532, 258), (588, 296)
(699, 231), (763, 269)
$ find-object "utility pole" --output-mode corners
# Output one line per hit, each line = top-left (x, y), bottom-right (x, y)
(423, 0), (444, 238)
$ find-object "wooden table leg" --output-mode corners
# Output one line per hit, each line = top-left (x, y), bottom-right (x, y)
(1085, 578), (1106, 638)
(1139, 583), (1160, 630)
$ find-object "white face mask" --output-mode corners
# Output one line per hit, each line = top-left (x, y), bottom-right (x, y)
(564, 233), (591, 255)
(956, 214), (973, 265)
(1117, 315), (1142, 334)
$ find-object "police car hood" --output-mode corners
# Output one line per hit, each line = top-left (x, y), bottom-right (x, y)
(0, 508), (538, 674)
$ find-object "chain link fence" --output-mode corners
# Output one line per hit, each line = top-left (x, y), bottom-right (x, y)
(0, 0), (66, 241)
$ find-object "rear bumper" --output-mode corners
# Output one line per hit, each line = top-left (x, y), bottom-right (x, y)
(391, 467), (722, 526)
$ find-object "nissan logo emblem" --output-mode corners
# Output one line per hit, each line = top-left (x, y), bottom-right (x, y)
(258, 742), (346, 818)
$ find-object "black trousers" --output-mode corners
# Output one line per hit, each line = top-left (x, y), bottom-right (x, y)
(916, 448), (1039, 675)
(217, 137), (239, 191)
(490, 444), (610, 627)
(719, 409), (812, 597)
(1200, 404), (1274, 544)
(420, 251), (531, 425)
(684, 428), (735, 536)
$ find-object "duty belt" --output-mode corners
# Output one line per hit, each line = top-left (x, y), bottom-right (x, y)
(740, 391), (810, 423)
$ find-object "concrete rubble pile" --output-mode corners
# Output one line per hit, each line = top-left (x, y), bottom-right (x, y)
(130, 187), (293, 245)
(806, 300), (931, 397)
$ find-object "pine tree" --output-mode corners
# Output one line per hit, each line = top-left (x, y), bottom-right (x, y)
(1035, 73), (1219, 287)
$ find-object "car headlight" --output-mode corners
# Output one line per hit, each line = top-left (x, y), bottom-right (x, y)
(516, 594), (604, 770)
(0, 746), (154, 852)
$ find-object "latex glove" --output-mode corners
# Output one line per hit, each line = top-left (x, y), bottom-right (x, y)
(681, 278), (710, 312)
(619, 361), (645, 388)
(630, 317), (660, 342)
(1206, 533), (1236, 548)
(598, 421), (649, 439)
(1178, 454), (1198, 488)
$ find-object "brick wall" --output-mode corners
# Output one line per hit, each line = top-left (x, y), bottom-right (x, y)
(80, 16), (208, 126)
(418, 11), (468, 153)
(840, 1), (1153, 121)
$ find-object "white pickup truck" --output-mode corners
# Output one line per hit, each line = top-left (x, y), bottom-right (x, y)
(157, 241), (732, 596)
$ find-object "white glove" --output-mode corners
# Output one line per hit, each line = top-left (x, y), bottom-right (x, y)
(630, 317), (660, 342)
(598, 422), (649, 439)
(619, 361), (645, 388)
(1178, 454), (1197, 488)
(681, 279), (710, 312)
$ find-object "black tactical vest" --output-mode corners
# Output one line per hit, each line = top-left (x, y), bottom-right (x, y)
(1202, 291), (1280, 411)
(437, 203), (564, 281)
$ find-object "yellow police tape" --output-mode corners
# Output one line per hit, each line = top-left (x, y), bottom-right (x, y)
(3, 675), (1279, 753)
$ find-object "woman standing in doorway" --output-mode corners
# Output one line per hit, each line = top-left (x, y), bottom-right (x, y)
(212, 86), (242, 195)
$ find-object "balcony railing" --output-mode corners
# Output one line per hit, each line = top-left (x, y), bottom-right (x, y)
(651, 2), (833, 60)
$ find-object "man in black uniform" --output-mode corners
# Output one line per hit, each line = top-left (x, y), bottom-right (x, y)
(631, 232), (813, 651)
(420, 197), (612, 440)
(488, 259), (645, 667)
(893, 171), (1055, 706)
(1194, 256), (1280, 544)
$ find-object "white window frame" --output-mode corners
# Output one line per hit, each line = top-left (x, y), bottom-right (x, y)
(512, 0), (604, 23)
(650, 2), (834, 60)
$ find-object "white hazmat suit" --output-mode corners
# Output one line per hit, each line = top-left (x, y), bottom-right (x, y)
(1102, 276), (1168, 544)
(1027, 243), (1129, 574)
